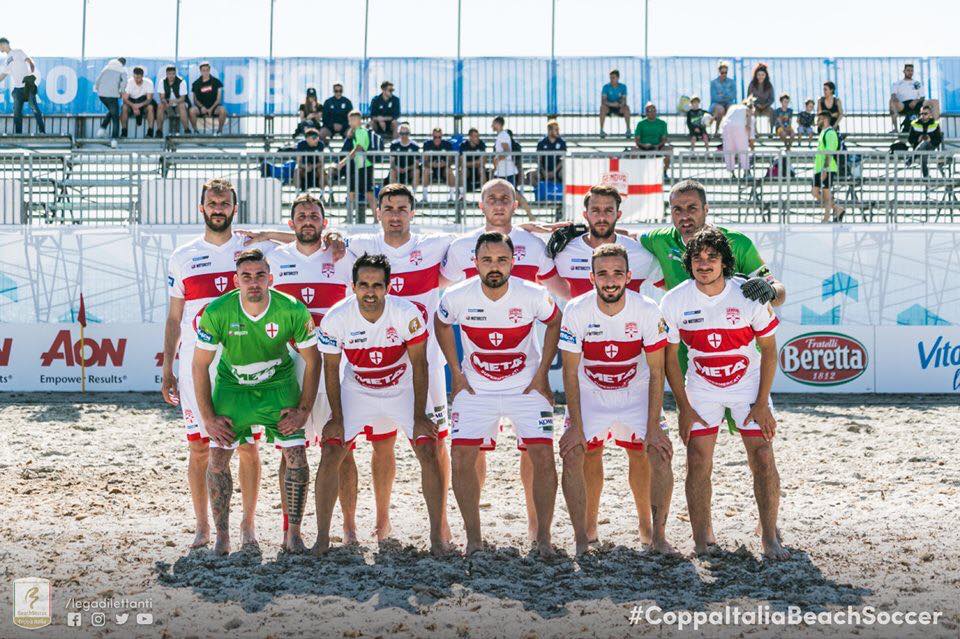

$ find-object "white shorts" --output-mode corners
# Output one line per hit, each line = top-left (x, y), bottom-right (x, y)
(687, 392), (774, 439)
(427, 358), (449, 431)
(563, 387), (667, 451)
(177, 343), (213, 443)
(450, 391), (555, 451)
(335, 385), (449, 447)
(294, 352), (332, 448)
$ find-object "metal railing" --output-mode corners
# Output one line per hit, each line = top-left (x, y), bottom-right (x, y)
(1, 149), (957, 226)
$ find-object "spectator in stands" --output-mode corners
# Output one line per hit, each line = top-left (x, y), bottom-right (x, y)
(599, 69), (631, 138)
(298, 87), (322, 132)
(0, 37), (45, 135)
(421, 126), (458, 202)
(907, 104), (943, 178)
(337, 110), (376, 219)
(492, 116), (534, 220)
(773, 94), (796, 150)
(533, 120), (567, 185)
(720, 97), (756, 176)
(634, 102), (670, 174)
(747, 63), (775, 131)
(818, 81), (843, 130)
(94, 57), (127, 145)
(189, 62), (227, 135)
(686, 95), (710, 152)
(813, 110), (844, 223)
(370, 80), (400, 140)
(797, 99), (816, 143)
(120, 66), (157, 138)
(709, 60), (737, 135)
(156, 65), (192, 136)
(458, 127), (487, 193)
(389, 122), (420, 191)
(320, 82), (352, 141)
(294, 126), (326, 192)
(889, 63), (940, 132)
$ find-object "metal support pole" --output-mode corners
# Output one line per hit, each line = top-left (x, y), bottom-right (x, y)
(454, 0), (463, 133)
(174, 0), (181, 64)
(642, 0), (650, 106)
(81, 0), (88, 62)
(361, 0), (370, 107)
(267, 0), (276, 124)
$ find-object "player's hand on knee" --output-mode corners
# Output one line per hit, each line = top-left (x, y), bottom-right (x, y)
(322, 418), (345, 445)
(278, 407), (308, 436)
(646, 426), (673, 461)
(450, 370), (475, 399)
(522, 374), (553, 406)
(746, 404), (776, 441)
(558, 425), (586, 459)
(161, 373), (179, 406)
(678, 406), (707, 445)
(413, 415), (439, 441)
(208, 415), (235, 447)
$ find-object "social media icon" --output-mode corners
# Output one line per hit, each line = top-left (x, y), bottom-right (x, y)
(67, 612), (82, 627)
(115, 613), (129, 625)
(91, 612), (106, 627)
(136, 613), (153, 625)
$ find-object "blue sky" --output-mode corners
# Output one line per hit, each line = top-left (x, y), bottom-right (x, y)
(4, 0), (957, 58)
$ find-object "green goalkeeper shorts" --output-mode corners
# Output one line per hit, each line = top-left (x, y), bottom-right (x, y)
(212, 382), (305, 448)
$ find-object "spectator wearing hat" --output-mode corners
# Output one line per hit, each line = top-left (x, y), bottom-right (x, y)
(599, 69), (631, 138)
(120, 66), (157, 138)
(709, 60), (737, 135)
(458, 127), (487, 193)
(320, 82), (352, 141)
(389, 122), (421, 190)
(0, 37), (45, 135)
(421, 126), (457, 201)
(156, 65), (191, 135)
(634, 102), (671, 173)
(189, 61), (227, 135)
(685, 95), (710, 151)
(370, 80), (400, 140)
(94, 57), (127, 143)
(294, 126), (327, 192)
(299, 87), (322, 130)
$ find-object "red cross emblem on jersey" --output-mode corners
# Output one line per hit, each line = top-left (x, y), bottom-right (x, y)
(386, 327), (399, 343)
(604, 343), (619, 359)
(624, 322), (638, 338)
(726, 307), (741, 324)
(265, 322), (279, 339)
(490, 332), (504, 347)
(321, 263), (335, 277)
(508, 308), (523, 323)
(369, 350), (383, 365)
(409, 250), (423, 265)
(390, 277), (404, 293)
(214, 276), (228, 293)
(707, 333), (722, 349)
(513, 245), (526, 260)
(301, 287), (315, 304)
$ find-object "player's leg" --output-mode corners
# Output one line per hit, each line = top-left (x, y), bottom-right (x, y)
(599, 103), (607, 135)
(519, 450), (538, 541)
(625, 449), (652, 544)
(216, 106), (227, 132)
(188, 105), (199, 130)
(513, 393), (558, 557)
(428, 372), (453, 544)
(451, 443), (482, 554)
(583, 446), (604, 542)
(236, 440), (261, 549)
(313, 440), (349, 555)
(119, 104), (130, 137)
(370, 432), (398, 540)
(207, 445), (235, 555)
(281, 444), (310, 553)
(410, 436), (446, 553)
(890, 96), (902, 130)
(559, 414), (591, 555)
(177, 101), (191, 133)
(339, 450), (359, 543)
(187, 439), (211, 548)
(278, 454), (289, 543)
(684, 398), (723, 553)
(449, 394), (499, 554)
(622, 103), (632, 133)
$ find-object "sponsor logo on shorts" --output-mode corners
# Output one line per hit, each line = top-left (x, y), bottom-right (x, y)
(470, 351), (526, 380)
(584, 363), (637, 389)
(693, 354), (749, 387)
(354, 363), (407, 389)
(779, 332), (867, 386)
(539, 411), (554, 431)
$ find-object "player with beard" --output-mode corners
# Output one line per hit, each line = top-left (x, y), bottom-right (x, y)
(161, 178), (276, 548)
(266, 194), (360, 546)
(557, 244), (675, 556)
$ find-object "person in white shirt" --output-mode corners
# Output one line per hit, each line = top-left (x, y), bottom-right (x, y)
(719, 97), (756, 176)
(94, 57), (127, 142)
(0, 37), (45, 135)
(889, 63), (940, 132)
(120, 66), (157, 138)
(491, 116), (534, 221)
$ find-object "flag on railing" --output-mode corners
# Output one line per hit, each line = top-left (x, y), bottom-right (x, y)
(563, 157), (663, 222)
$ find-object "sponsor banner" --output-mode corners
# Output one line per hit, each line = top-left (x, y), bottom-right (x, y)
(874, 326), (960, 393)
(773, 324), (875, 393)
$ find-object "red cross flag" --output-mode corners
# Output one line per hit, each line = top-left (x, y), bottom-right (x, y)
(564, 157), (663, 222)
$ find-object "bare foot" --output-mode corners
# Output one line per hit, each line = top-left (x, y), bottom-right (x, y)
(430, 540), (458, 557)
(283, 533), (308, 555)
(440, 517), (453, 545)
(311, 536), (331, 556)
(240, 523), (257, 547)
(342, 526), (359, 545)
(212, 533), (230, 556)
(647, 538), (680, 556)
(639, 525), (653, 546)
(574, 538), (591, 557)
(536, 541), (556, 560)
(464, 540), (484, 556)
(754, 523), (783, 542)
(190, 525), (210, 548)
(527, 525), (538, 543)
(694, 541), (720, 556)
(762, 536), (790, 561)
(375, 521), (393, 541)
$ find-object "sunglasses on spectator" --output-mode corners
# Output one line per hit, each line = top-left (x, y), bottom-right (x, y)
(306, 132), (319, 138)
(333, 88), (342, 93)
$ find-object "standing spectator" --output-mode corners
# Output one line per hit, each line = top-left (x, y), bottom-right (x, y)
(458, 127), (487, 193)
(634, 102), (671, 174)
(533, 120), (567, 185)
(797, 99), (816, 143)
(813, 110), (844, 223)
(772, 94), (796, 150)
(189, 61), (227, 135)
(389, 122), (420, 191)
(156, 65), (192, 136)
(0, 37), (45, 135)
(294, 126), (326, 192)
(297, 87), (322, 132)
(685, 95), (710, 152)
(599, 69), (631, 138)
(336, 110), (376, 219)
(907, 104), (943, 178)
(720, 98), (756, 176)
(421, 126), (457, 202)
(817, 81), (843, 130)
(320, 82), (352, 141)
(120, 66), (157, 138)
(491, 116), (534, 220)
(747, 63), (775, 132)
(370, 80), (399, 140)
(94, 57), (127, 145)
(889, 63), (939, 132)
(709, 60), (737, 135)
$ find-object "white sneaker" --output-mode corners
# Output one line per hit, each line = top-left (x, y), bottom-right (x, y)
(110, 139), (118, 148)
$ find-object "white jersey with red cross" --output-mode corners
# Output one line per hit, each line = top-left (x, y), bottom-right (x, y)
(318, 295), (428, 395)
(553, 234), (660, 298)
(266, 242), (351, 325)
(558, 290), (668, 392)
(437, 276), (559, 392)
(440, 226), (558, 283)
(660, 277), (779, 403)
(167, 233), (275, 348)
